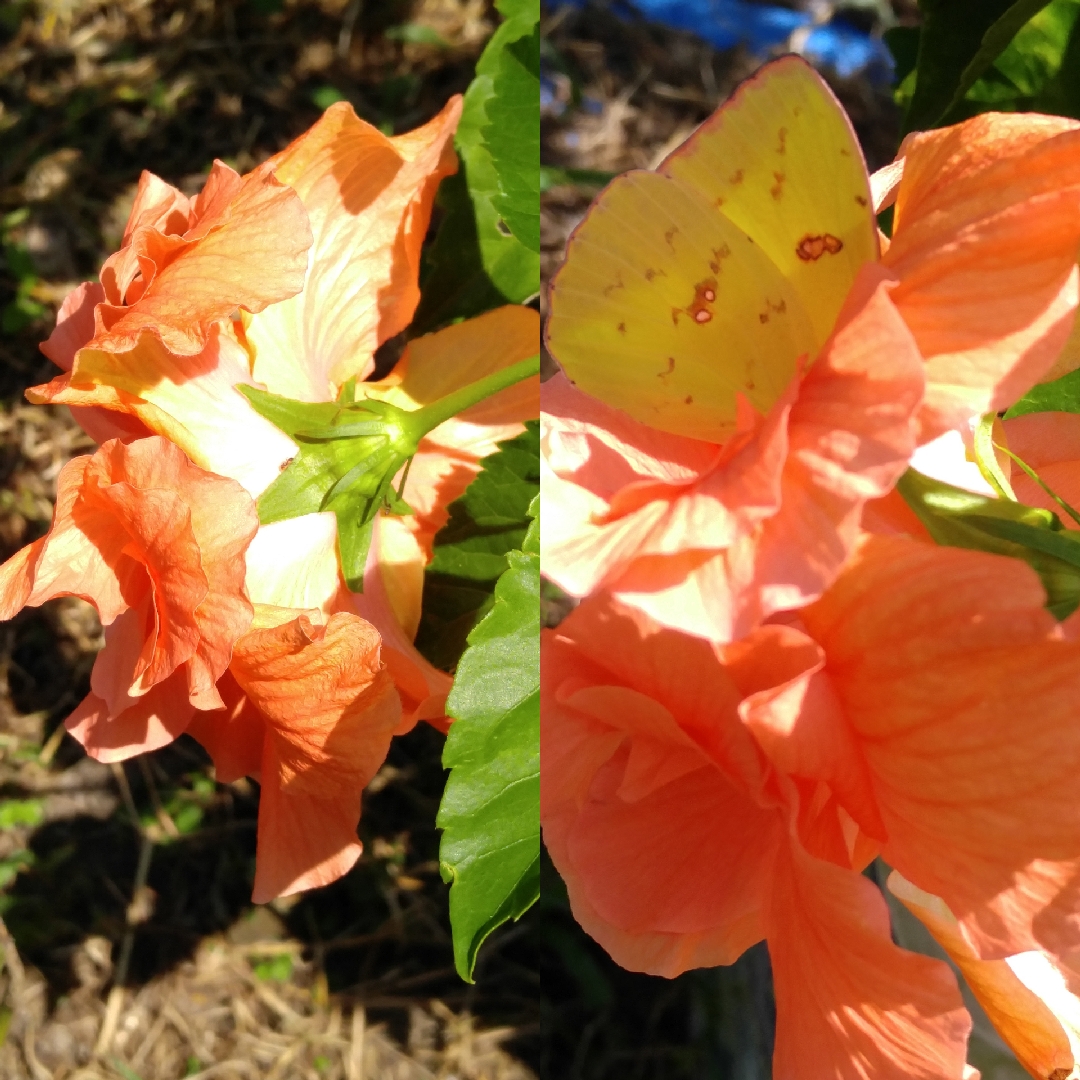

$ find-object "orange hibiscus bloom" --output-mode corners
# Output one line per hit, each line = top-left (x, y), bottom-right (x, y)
(542, 56), (1080, 643)
(543, 535), (1080, 1075)
(3, 97), (538, 899)
(0, 436), (258, 758)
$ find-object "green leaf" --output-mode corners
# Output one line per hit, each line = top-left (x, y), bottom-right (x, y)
(962, 0), (1080, 113)
(485, 25), (540, 253)
(903, 0), (1054, 132)
(897, 468), (1080, 617)
(1005, 365), (1080, 417)
(0, 799), (44, 830)
(416, 422), (539, 672)
(412, 0), (540, 331)
(437, 498), (540, 982)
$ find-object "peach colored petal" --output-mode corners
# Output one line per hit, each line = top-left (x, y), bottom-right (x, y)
(0, 453), (144, 624)
(889, 871), (1078, 1078)
(541, 600), (779, 976)
(739, 629), (885, 843)
(1003, 411), (1080, 530)
(860, 488), (934, 540)
(883, 116), (1080, 437)
(767, 837), (970, 1080)
(542, 265), (923, 642)
(351, 516), (452, 732)
(251, 738), (364, 904)
(230, 610), (400, 798)
(185, 671), (265, 783)
(121, 170), (191, 241)
(83, 437), (258, 702)
(368, 305), (539, 426)
(87, 166), (311, 357)
(65, 670), (195, 763)
(41, 324), (299, 498)
(801, 535), (1080, 963)
(748, 264), (924, 621)
(245, 97), (462, 400)
(245, 512), (346, 614)
(225, 609), (400, 902)
(40, 281), (105, 372)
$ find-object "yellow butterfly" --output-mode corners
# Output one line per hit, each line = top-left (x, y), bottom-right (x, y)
(546, 56), (878, 445)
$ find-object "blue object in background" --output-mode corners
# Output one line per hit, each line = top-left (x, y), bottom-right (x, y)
(551, 0), (895, 84)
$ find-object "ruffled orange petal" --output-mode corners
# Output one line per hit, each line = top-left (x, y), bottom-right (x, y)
(801, 535), (1080, 963)
(883, 114), (1080, 437)
(748, 264), (924, 620)
(86, 166), (311, 358)
(0, 453), (143, 625)
(121, 170), (191, 240)
(84, 438), (258, 705)
(185, 671), (265, 784)
(252, 741), (365, 904)
(245, 98), (462, 401)
(767, 836), (970, 1079)
(65, 669), (195, 763)
(228, 607), (401, 902)
(0, 436), (260, 760)
(33, 324), (299, 499)
(541, 598), (778, 976)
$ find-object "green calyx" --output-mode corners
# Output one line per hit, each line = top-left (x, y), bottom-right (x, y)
(237, 353), (540, 591)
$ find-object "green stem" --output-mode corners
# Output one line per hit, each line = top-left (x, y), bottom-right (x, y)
(401, 354), (539, 443)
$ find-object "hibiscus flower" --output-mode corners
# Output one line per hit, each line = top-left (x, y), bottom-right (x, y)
(1, 96), (537, 900)
(542, 534), (1080, 1077)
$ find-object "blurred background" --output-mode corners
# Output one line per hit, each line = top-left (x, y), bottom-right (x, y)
(0, 2), (537, 1078)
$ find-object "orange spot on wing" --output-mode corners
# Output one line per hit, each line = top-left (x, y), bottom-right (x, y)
(684, 395), (693, 405)
(617, 321), (627, 335)
(673, 277), (717, 326)
(664, 226), (679, 249)
(795, 233), (844, 261)
(759, 311), (769, 324)
(770, 172), (785, 200)
(603, 273), (625, 296)
(729, 169), (744, 185)
(715, 196), (725, 208)
(855, 195), (868, 207)
(644, 267), (666, 282)
(708, 243), (732, 274)
(839, 147), (851, 157)
(776, 127), (787, 154)
(658, 357), (676, 380)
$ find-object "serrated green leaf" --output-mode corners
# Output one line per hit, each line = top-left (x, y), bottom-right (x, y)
(898, 468), (1080, 617)
(437, 500), (540, 982)
(904, 0), (1053, 132)
(485, 25), (540, 253)
(413, 1), (540, 331)
(416, 422), (539, 671)
(1005, 365), (1080, 417)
